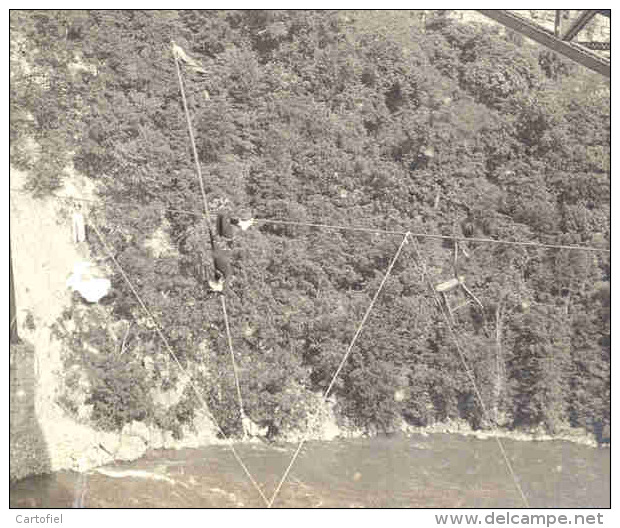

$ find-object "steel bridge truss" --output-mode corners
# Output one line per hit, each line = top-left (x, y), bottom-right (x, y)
(477, 10), (610, 78)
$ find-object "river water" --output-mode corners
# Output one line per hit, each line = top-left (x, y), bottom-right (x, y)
(10, 434), (609, 508)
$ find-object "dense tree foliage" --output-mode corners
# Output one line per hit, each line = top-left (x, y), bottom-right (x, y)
(10, 10), (610, 440)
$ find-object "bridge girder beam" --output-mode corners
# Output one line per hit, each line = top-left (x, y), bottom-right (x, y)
(561, 10), (599, 41)
(477, 10), (610, 78)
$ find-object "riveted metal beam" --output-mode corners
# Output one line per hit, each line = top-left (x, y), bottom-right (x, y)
(562, 10), (599, 41)
(577, 41), (611, 51)
(477, 10), (610, 78)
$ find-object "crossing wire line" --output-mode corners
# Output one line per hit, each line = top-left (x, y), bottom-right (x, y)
(173, 47), (216, 250)
(10, 184), (562, 507)
(8, 38), (608, 508)
(174, 48), (248, 433)
(8, 183), (603, 504)
(254, 218), (610, 253)
(8, 188), (610, 254)
(10, 46), (610, 505)
(89, 219), (269, 507)
(221, 294), (245, 421)
(267, 231), (411, 508)
(8, 188), (609, 254)
(13, 180), (264, 503)
(409, 236), (531, 508)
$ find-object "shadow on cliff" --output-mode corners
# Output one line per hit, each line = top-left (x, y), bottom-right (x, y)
(9, 340), (61, 507)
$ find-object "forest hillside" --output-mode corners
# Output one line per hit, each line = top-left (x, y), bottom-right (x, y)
(10, 10), (610, 445)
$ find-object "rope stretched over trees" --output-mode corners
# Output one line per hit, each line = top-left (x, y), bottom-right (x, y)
(9, 189), (610, 254)
(254, 218), (610, 253)
(89, 220), (269, 507)
(173, 48), (216, 252)
(9, 43), (606, 507)
(267, 232), (411, 508)
(7, 185), (603, 505)
(409, 236), (531, 508)
(221, 295), (246, 424)
(11, 186), (578, 507)
(174, 48), (248, 430)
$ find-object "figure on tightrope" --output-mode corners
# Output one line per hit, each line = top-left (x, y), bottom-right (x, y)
(208, 249), (232, 292)
(216, 212), (255, 241)
(207, 212), (255, 292)
(217, 213), (235, 240)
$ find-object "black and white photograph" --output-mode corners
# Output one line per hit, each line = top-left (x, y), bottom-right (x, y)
(9, 7), (611, 518)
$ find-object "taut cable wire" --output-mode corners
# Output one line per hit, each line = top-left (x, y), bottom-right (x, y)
(255, 218), (610, 253)
(9, 189), (610, 254)
(256, 218), (407, 236)
(409, 236), (531, 508)
(221, 295), (245, 421)
(267, 232), (411, 508)
(175, 49), (247, 435)
(173, 49), (216, 251)
(89, 220), (269, 507)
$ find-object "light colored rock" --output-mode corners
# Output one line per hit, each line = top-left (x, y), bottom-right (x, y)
(123, 421), (151, 444)
(143, 221), (178, 258)
(66, 261), (111, 303)
(147, 426), (165, 450)
(242, 413), (268, 438)
(143, 355), (154, 373)
(116, 434), (147, 461)
(151, 378), (187, 409)
(68, 55), (98, 76)
(76, 404), (92, 422)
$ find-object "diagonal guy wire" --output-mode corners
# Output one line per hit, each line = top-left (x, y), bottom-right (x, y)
(221, 294), (245, 420)
(409, 236), (530, 508)
(89, 219), (269, 507)
(268, 232), (411, 508)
